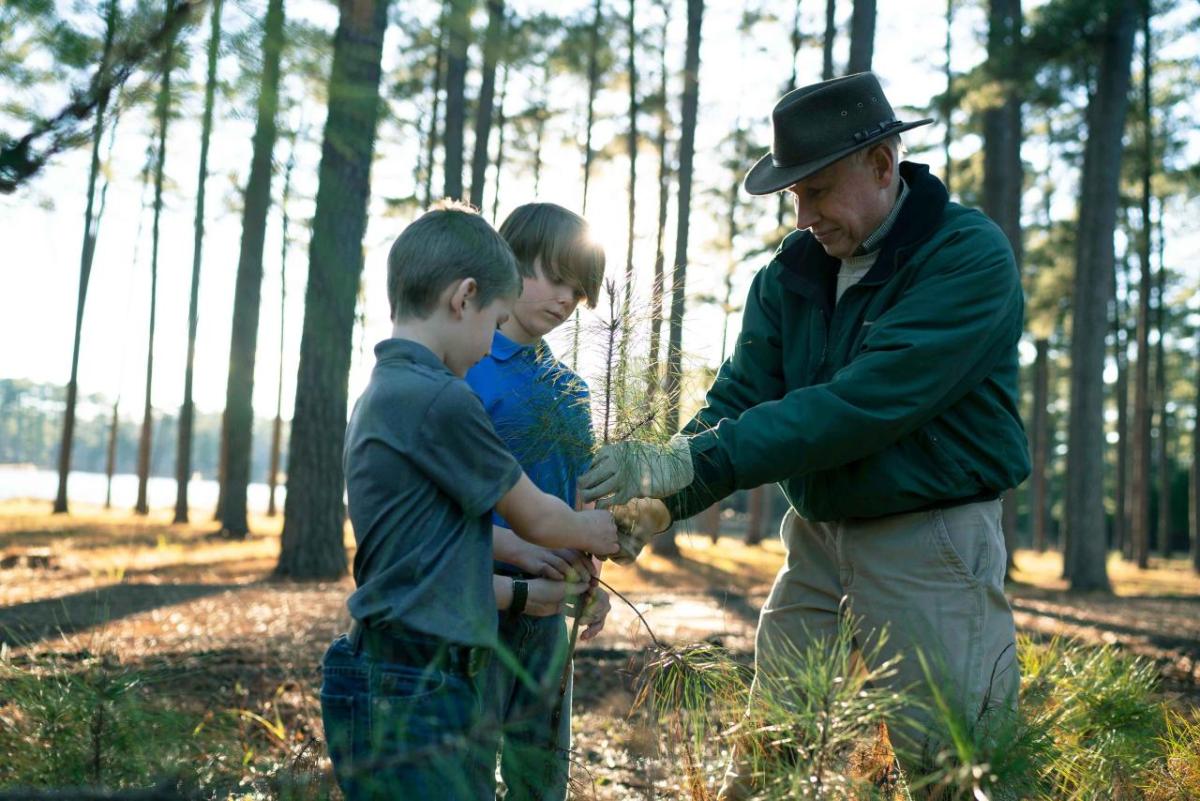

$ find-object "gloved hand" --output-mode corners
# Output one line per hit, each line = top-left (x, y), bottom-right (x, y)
(578, 435), (694, 505)
(608, 498), (673, 565)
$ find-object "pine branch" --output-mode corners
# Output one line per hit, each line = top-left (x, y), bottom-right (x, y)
(0, 0), (197, 194)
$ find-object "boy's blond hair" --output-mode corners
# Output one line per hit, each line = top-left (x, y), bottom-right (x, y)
(498, 203), (605, 309)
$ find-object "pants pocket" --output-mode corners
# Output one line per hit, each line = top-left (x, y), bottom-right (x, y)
(929, 506), (990, 588)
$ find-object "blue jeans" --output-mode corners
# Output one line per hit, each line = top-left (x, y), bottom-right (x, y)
(480, 613), (572, 801)
(320, 634), (496, 800)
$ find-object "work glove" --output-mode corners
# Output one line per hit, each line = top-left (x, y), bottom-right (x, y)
(578, 434), (694, 506)
(609, 498), (673, 565)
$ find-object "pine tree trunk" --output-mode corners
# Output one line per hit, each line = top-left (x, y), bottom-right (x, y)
(469, 0), (504, 209)
(943, 0), (953, 194)
(219, 0), (286, 539)
(268, 130), (298, 519)
(104, 400), (119, 510)
(581, 0), (603, 215)
(442, 0), (471, 200)
(777, 1), (803, 229)
(847, 0), (875, 74)
(624, 0), (638, 316)
(822, 0), (836, 80)
(646, 5), (670, 404)
(55, 0), (119, 515)
(136, 18), (176, 516)
(276, 0), (391, 580)
(1031, 338), (1049, 552)
(422, 2), (447, 209)
(653, 0), (703, 558)
(982, 0), (1023, 572)
(1155, 216), (1170, 558)
(1064, 0), (1136, 592)
(174, 0), (223, 525)
(745, 486), (766, 545)
(1114, 254), (1131, 558)
(532, 62), (549, 196)
(1191, 329), (1200, 574)
(490, 64), (509, 223)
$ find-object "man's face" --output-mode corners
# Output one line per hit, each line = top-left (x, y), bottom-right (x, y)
(784, 145), (896, 260)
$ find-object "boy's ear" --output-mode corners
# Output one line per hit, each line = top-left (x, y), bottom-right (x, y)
(448, 278), (478, 317)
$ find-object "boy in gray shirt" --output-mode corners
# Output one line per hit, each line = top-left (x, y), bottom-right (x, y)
(320, 203), (619, 801)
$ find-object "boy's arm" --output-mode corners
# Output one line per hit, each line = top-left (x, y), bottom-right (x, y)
(495, 473), (619, 556)
(493, 575), (590, 616)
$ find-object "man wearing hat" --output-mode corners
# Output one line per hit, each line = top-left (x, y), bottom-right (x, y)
(580, 72), (1029, 789)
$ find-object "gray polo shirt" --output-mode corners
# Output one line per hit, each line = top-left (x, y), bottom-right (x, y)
(344, 338), (523, 649)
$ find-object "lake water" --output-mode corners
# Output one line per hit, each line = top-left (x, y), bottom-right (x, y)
(0, 466), (284, 514)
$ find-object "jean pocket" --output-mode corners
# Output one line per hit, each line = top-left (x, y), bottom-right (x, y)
(369, 668), (477, 755)
(320, 692), (363, 787)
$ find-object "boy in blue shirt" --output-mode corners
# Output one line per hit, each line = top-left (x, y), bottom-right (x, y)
(319, 202), (620, 801)
(465, 203), (609, 800)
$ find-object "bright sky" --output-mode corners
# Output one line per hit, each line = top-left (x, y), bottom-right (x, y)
(1, 0), (1197, 427)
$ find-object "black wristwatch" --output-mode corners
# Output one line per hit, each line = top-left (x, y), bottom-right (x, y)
(507, 579), (528, 621)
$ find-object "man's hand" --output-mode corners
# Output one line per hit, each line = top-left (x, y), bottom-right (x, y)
(523, 577), (590, 617)
(578, 435), (694, 505)
(608, 498), (673, 564)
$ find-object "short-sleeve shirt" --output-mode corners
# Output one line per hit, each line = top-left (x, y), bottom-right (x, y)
(344, 338), (523, 648)
(465, 331), (594, 553)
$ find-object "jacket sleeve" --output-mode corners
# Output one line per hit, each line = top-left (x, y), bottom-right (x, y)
(665, 262), (787, 519)
(685, 221), (1022, 493)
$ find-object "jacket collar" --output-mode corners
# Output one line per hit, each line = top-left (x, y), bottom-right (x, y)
(774, 161), (949, 312)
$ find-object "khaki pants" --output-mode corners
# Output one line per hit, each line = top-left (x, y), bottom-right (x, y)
(722, 500), (1018, 796)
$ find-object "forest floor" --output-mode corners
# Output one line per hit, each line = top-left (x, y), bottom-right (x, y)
(1, 499), (1199, 799)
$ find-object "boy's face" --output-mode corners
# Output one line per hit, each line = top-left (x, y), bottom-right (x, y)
(445, 290), (512, 377)
(509, 257), (586, 341)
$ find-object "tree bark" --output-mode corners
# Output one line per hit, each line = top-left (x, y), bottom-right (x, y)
(136, 12), (177, 516)
(276, 0), (391, 580)
(174, 0), (223, 524)
(581, 0), (603, 215)
(822, 0), (836, 80)
(1064, 0), (1136, 592)
(646, 4), (670, 404)
(847, 0), (875, 74)
(1132, 5), (1155, 568)
(1113, 251), (1131, 558)
(1031, 338), (1049, 552)
(268, 128), (298, 519)
(104, 400), (119, 510)
(624, 0), (639, 317)
(422, 1), (447, 209)
(1192, 327), (1200, 574)
(469, 0), (504, 209)
(54, 0), (119, 515)
(442, 0), (472, 201)
(777, 0), (803, 229)
(654, 0), (703, 557)
(982, 0), (1023, 571)
(490, 64), (509, 223)
(219, 0), (286, 539)
(1154, 207), (1170, 558)
(745, 486), (767, 545)
(943, 0), (954, 194)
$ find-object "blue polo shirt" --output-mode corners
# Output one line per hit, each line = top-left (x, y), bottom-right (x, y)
(465, 331), (594, 540)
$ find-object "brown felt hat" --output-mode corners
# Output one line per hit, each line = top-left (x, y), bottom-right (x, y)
(743, 72), (932, 196)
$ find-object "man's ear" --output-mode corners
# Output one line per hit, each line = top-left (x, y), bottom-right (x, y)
(870, 142), (896, 186)
(448, 278), (479, 317)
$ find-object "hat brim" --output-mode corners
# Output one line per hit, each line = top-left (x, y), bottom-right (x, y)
(743, 118), (933, 196)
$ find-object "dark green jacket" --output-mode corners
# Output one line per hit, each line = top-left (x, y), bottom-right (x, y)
(665, 162), (1030, 523)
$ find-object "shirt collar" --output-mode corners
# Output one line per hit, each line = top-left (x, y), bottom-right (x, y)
(374, 338), (448, 371)
(489, 329), (552, 363)
(855, 176), (909, 256)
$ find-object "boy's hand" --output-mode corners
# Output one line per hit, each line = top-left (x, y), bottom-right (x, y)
(608, 498), (672, 565)
(575, 509), (620, 556)
(549, 548), (599, 583)
(523, 577), (590, 617)
(574, 587), (612, 641)
(578, 436), (694, 505)
(509, 542), (591, 581)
